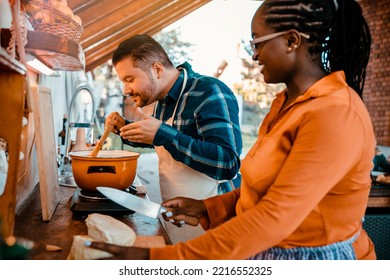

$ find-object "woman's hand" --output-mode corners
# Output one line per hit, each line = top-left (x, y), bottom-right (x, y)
(162, 197), (207, 227)
(85, 241), (150, 260)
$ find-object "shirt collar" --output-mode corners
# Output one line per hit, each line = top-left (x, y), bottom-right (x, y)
(276, 71), (348, 109)
(163, 68), (186, 103)
(302, 71), (347, 99)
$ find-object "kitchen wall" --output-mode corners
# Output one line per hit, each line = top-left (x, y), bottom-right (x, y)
(15, 70), (91, 212)
(361, 0), (390, 146)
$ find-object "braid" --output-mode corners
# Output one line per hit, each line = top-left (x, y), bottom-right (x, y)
(328, 0), (371, 98)
(262, 0), (371, 98)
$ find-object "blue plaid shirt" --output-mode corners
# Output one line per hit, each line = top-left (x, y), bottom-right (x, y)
(124, 62), (242, 193)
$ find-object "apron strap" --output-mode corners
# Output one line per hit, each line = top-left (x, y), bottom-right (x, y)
(153, 68), (188, 122)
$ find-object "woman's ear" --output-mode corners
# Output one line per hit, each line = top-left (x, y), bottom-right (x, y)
(286, 30), (301, 53)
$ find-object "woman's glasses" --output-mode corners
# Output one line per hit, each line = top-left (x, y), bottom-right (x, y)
(250, 31), (310, 54)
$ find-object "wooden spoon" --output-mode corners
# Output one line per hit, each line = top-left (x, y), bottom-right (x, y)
(89, 124), (114, 157)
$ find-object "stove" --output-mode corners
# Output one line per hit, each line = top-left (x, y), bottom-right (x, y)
(70, 186), (137, 216)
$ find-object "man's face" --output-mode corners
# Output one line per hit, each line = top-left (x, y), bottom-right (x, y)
(115, 58), (157, 107)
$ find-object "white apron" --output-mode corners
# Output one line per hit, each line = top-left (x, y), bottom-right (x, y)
(154, 68), (220, 243)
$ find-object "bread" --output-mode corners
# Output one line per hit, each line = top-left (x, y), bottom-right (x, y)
(67, 213), (136, 260)
(73, 15), (82, 26)
(33, 10), (53, 24)
(52, 0), (68, 7)
(67, 235), (112, 260)
(57, 6), (74, 19)
(25, 3), (41, 15)
(86, 213), (136, 246)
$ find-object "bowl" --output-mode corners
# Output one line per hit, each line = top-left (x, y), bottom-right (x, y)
(69, 150), (140, 191)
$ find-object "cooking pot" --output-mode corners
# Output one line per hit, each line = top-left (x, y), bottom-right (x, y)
(69, 150), (140, 191)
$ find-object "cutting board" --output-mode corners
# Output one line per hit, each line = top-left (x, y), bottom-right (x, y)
(133, 236), (166, 248)
(31, 85), (59, 221)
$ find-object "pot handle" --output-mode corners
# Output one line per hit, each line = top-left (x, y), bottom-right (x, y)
(87, 166), (116, 174)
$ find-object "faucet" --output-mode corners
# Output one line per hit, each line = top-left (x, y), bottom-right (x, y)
(59, 84), (96, 177)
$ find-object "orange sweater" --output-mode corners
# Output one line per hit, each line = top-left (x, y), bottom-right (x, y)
(151, 71), (376, 259)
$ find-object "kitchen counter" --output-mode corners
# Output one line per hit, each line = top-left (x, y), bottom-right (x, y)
(12, 180), (390, 260)
(367, 184), (390, 208)
(13, 185), (171, 260)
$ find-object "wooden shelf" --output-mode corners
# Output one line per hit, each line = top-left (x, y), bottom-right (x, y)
(25, 30), (84, 71)
(0, 48), (26, 74)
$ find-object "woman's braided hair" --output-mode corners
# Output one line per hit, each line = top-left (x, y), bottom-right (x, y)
(262, 0), (371, 98)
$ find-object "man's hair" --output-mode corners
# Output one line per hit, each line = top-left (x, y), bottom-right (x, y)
(261, 0), (371, 98)
(112, 34), (174, 72)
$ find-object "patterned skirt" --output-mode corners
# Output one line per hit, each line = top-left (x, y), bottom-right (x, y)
(248, 233), (359, 260)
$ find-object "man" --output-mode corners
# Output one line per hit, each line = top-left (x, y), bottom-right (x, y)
(106, 34), (242, 243)
(373, 147), (390, 173)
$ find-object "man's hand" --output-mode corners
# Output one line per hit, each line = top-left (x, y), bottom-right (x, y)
(119, 107), (162, 145)
(105, 112), (125, 134)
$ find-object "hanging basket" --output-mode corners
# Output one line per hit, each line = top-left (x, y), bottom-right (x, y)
(24, 0), (83, 42)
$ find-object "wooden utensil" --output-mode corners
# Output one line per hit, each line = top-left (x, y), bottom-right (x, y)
(89, 124), (114, 157)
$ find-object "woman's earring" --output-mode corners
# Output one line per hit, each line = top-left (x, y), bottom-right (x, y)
(288, 45), (297, 52)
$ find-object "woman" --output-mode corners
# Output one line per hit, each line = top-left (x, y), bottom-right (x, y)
(87, 0), (376, 259)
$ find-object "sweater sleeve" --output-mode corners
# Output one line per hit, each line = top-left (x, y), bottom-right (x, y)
(202, 188), (240, 229)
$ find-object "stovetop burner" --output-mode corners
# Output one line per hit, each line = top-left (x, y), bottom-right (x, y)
(79, 189), (110, 201)
(70, 186), (137, 215)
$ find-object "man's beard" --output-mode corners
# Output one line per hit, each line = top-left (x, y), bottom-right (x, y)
(138, 76), (157, 107)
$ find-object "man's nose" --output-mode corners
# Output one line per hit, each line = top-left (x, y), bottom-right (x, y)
(123, 85), (132, 97)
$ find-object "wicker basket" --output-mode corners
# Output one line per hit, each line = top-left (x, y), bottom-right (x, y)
(24, 1), (83, 42)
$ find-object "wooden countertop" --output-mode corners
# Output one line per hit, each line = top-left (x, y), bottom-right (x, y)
(367, 184), (390, 208)
(13, 185), (170, 260)
(12, 181), (390, 259)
